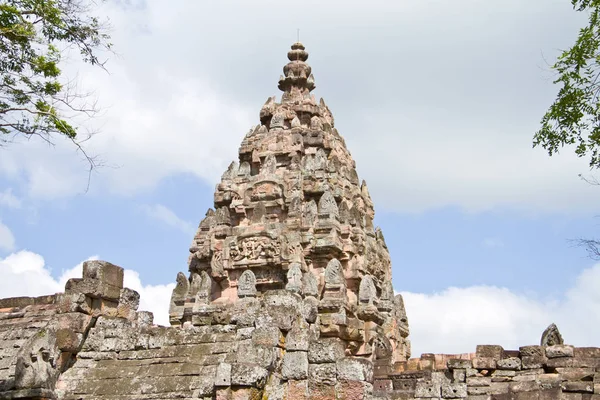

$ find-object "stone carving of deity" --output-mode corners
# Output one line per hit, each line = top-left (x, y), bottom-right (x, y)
(238, 161), (251, 176)
(261, 154), (277, 175)
(238, 270), (257, 297)
(303, 199), (317, 227)
(271, 112), (285, 129)
(286, 263), (303, 293)
(314, 148), (327, 170)
(358, 275), (377, 305)
(229, 240), (244, 261)
(324, 258), (344, 287)
(196, 271), (212, 304)
(216, 206), (231, 226)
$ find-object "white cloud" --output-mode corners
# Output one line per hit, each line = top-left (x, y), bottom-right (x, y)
(0, 250), (174, 326)
(0, 0), (595, 215)
(0, 189), (21, 209)
(141, 204), (195, 236)
(402, 263), (600, 358)
(0, 221), (15, 252)
(0, 251), (62, 296)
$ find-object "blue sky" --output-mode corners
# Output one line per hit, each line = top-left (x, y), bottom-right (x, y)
(2, 0), (600, 357)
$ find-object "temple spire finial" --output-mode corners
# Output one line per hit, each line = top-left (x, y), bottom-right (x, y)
(277, 42), (316, 95)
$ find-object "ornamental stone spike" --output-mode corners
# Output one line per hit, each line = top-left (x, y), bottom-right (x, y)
(278, 42), (316, 95)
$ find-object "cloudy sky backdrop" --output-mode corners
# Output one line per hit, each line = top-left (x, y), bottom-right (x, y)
(2, 0), (600, 357)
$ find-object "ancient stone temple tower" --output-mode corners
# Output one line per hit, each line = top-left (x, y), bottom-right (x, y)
(169, 42), (411, 363)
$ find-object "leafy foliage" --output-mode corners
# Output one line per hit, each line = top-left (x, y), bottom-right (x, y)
(0, 0), (110, 150)
(534, 0), (600, 168)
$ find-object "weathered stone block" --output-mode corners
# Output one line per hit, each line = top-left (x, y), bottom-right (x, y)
(286, 324), (310, 351)
(546, 357), (600, 368)
(489, 381), (510, 395)
(510, 380), (540, 392)
(453, 368), (466, 382)
(522, 355), (547, 369)
(83, 260), (124, 288)
(230, 363), (269, 387)
(336, 358), (373, 382)
(447, 358), (472, 369)
(302, 297), (318, 323)
(390, 374), (418, 392)
(520, 345), (545, 357)
(335, 380), (372, 400)
(55, 328), (82, 352)
(372, 378), (392, 392)
(476, 345), (504, 359)
(473, 356), (497, 369)
(467, 376), (491, 387)
(573, 347), (600, 358)
(309, 363), (337, 385)
(65, 278), (122, 301)
(231, 387), (263, 400)
(235, 326), (254, 341)
(414, 381), (441, 397)
(308, 382), (336, 400)
(308, 337), (345, 363)
(561, 381), (593, 393)
(286, 379), (308, 399)
(557, 367), (594, 381)
(252, 325), (284, 348)
(117, 288), (140, 319)
(215, 362), (231, 387)
(262, 373), (285, 400)
(235, 342), (278, 370)
(492, 369), (516, 380)
(136, 311), (153, 326)
(513, 373), (537, 382)
(546, 345), (574, 358)
(282, 351), (308, 380)
(497, 357), (522, 370)
(441, 382), (467, 398)
(560, 393), (584, 400)
(467, 385), (491, 395)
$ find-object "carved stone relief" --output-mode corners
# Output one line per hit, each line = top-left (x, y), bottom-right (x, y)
(359, 275), (377, 305)
(229, 237), (281, 265)
(324, 258), (345, 287)
(541, 323), (564, 346)
(319, 189), (339, 219)
(285, 263), (302, 293)
(238, 270), (257, 298)
(302, 272), (319, 297)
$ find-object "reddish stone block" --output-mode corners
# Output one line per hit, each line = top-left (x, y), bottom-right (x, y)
(336, 380), (370, 400)
(286, 379), (308, 400)
(308, 383), (336, 400)
(215, 388), (231, 400)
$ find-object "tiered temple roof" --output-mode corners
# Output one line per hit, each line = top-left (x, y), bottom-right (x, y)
(170, 42), (411, 362)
